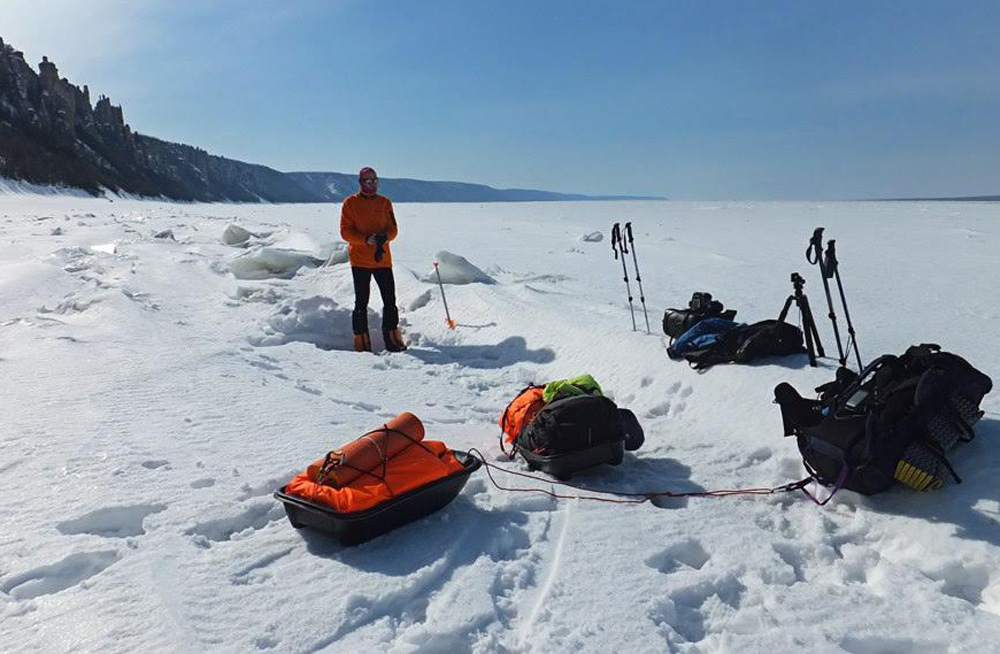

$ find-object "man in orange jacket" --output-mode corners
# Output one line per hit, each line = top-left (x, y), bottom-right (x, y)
(340, 167), (407, 352)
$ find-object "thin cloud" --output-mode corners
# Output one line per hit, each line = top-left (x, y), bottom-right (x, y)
(0, 1), (153, 76)
(815, 71), (1000, 104)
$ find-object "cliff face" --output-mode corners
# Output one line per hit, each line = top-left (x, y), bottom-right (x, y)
(0, 39), (322, 202)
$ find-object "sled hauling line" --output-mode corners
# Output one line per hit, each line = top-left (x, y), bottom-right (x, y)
(468, 449), (812, 505)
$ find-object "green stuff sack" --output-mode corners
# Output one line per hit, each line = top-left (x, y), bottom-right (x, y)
(542, 374), (602, 403)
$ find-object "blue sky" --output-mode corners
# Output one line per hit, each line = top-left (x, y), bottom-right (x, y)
(2, 1), (999, 199)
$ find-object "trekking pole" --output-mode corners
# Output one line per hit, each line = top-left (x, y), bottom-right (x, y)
(610, 223), (637, 331)
(824, 240), (863, 370)
(433, 261), (456, 329)
(623, 222), (651, 334)
(806, 227), (847, 368)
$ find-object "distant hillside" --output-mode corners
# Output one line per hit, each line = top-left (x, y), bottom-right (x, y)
(286, 172), (664, 203)
(884, 195), (1000, 202)
(0, 36), (663, 203)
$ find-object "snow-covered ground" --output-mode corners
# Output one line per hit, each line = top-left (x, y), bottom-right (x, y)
(0, 193), (998, 653)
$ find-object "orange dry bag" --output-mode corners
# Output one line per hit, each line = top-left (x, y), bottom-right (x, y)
(308, 412), (425, 488)
(285, 412), (466, 513)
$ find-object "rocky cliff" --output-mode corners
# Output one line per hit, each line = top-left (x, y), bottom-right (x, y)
(0, 39), (322, 202)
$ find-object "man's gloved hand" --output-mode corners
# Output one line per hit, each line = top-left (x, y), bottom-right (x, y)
(374, 232), (388, 245)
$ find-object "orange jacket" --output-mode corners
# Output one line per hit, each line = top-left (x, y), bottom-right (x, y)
(340, 193), (398, 268)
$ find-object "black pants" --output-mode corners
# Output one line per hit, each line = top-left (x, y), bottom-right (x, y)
(351, 267), (398, 334)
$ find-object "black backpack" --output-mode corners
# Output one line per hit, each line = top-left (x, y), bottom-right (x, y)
(517, 394), (625, 455)
(683, 319), (806, 370)
(775, 344), (993, 497)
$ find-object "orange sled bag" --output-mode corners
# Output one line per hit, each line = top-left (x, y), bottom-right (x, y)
(276, 412), (480, 544)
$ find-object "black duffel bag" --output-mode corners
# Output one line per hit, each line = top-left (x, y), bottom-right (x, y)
(516, 394), (639, 479)
(663, 292), (737, 339)
(518, 394), (623, 455)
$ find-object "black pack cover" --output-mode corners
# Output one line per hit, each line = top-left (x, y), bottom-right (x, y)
(683, 319), (806, 370)
(518, 394), (625, 455)
(775, 344), (993, 495)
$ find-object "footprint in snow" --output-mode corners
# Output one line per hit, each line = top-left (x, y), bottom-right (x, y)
(247, 358), (282, 372)
(0, 550), (122, 600)
(254, 635), (281, 650)
(841, 636), (944, 654)
(645, 538), (711, 574)
(56, 504), (167, 538)
(647, 401), (671, 418)
(294, 381), (322, 396)
(663, 574), (746, 643)
(738, 447), (773, 469)
(231, 548), (293, 587)
(185, 501), (286, 547)
(667, 381), (694, 398)
(921, 560), (991, 606)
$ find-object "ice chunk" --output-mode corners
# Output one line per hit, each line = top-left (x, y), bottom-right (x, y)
(422, 251), (495, 285)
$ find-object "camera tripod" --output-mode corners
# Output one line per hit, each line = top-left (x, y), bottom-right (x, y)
(778, 272), (824, 367)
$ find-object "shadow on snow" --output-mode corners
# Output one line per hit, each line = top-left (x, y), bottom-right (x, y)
(408, 335), (555, 369)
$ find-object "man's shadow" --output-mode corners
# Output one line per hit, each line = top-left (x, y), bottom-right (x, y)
(408, 335), (554, 369)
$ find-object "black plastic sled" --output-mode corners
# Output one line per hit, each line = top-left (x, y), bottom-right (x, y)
(520, 440), (625, 481)
(274, 450), (482, 545)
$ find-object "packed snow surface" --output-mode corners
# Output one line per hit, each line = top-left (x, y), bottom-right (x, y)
(0, 194), (999, 653)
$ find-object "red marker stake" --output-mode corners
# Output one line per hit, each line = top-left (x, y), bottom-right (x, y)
(433, 261), (457, 329)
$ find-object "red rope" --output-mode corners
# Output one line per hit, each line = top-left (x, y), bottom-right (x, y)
(467, 449), (810, 505)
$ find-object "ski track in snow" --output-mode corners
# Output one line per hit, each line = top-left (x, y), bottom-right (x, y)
(0, 197), (999, 652)
(517, 502), (573, 648)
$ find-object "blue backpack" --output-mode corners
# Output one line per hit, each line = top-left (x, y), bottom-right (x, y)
(669, 318), (806, 370)
(667, 318), (743, 360)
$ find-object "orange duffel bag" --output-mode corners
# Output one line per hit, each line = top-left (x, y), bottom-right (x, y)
(284, 412), (468, 514)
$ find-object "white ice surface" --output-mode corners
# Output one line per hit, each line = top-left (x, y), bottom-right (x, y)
(0, 196), (998, 653)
